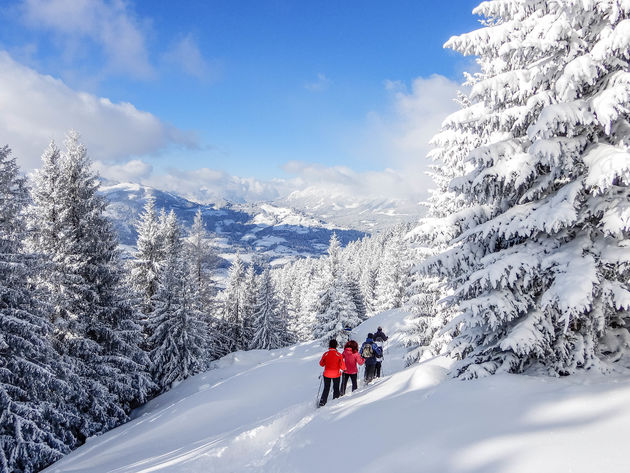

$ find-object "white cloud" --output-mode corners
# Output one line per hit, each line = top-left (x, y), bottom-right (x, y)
(275, 75), (462, 207)
(93, 159), (153, 181)
(98, 158), (419, 211)
(164, 34), (219, 81)
(305, 73), (331, 92)
(0, 51), (196, 170)
(384, 74), (461, 157)
(281, 161), (421, 204)
(358, 74), (462, 200)
(142, 167), (286, 204)
(20, 0), (153, 79)
(91, 74), (462, 210)
(6, 66), (462, 212)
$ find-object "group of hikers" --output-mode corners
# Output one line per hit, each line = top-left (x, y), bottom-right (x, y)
(318, 327), (388, 407)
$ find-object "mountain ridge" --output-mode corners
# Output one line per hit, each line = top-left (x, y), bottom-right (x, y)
(101, 181), (366, 269)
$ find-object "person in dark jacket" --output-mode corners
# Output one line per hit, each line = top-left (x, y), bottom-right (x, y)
(372, 327), (388, 378)
(373, 326), (388, 342)
(360, 333), (380, 383)
(373, 326), (388, 377)
(374, 337), (384, 378)
(319, 339), (346, 406)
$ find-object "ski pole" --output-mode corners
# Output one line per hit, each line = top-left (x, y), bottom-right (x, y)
(381, 339), (387, 377)
(315, 374), (323, 407)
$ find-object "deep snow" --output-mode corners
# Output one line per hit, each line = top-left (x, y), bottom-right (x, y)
(45, 309), (630, 472)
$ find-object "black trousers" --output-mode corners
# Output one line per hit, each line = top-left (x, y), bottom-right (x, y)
(340, 373), (358, 395)
(320, 376), (340, 406)
(364, 364), (376, 383)
(375, 361), (382, 378)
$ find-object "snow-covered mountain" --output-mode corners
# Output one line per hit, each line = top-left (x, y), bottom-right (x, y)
(44, 309), (630, 473)
(279, 186), (423, 232)
(101, 182), (365, 268)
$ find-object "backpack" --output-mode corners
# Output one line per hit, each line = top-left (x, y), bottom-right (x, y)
(374, 344), (383, 358)
(362, 343), (374, 358)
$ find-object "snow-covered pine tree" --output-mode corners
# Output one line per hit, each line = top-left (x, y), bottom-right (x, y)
(249, 267), (287, 349)
(313, 234), (361, 343)
(130, 196), (164, 315)
(221, 254), (246, 352)
(359, 261), (379, 315)
(346, 277), (367, 321)
(375, 226), (410, 312)
(206, 315), (233, 361)
(25, 141), (63, 310)
(148, 211), (208, 391)
(287, 258), (321, 341)
(0, 146), (73, 473)
(402, 233), (449, 365)
(272, 264), (294, 338)
(184, 208), (226, 362)
(28, 132), (152, 438)
(404, 90), (480, 366)
(296, 280), (319, 341)
(431, 1), (630, 378)
(241, 263), (258, 350)
(285, 276), (304, 341)
(186, 208), (217, 308)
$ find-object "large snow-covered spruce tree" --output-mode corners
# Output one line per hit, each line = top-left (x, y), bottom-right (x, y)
(0, 146), (73, 473)
(148, 211), (208, 392)
(429, 1), (630, 378)
(28, 132), (153, 436)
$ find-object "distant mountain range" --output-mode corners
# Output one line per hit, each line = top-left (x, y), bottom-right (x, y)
(101, 182), (366, 271)
(279, 186), (422, 232)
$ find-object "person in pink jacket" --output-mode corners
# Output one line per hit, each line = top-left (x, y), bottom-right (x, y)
(340, 340), (364, 395)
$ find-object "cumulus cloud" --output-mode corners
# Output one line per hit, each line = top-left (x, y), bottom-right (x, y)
(382, 74), (461, 158)
(20, 0), (153, 79)
(163, 34), (219, 81)
(0, 51), (197, 170)
(357, 74), (462, 200)
(93, 159), (153, 182)
(279, 75), (462, 207)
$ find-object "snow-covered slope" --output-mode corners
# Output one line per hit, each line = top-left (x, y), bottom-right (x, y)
(45, 310), (630, 473)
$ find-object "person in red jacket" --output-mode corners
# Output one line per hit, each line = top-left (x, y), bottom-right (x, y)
(319, 339), (346, 407)
(340, 340), (364, 396)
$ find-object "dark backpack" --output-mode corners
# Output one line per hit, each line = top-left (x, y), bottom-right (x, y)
(374, 344), (383, 358)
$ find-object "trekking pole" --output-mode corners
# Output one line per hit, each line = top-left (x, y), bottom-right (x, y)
(382, 340), (387, 377)
(315, 374), (323, 408)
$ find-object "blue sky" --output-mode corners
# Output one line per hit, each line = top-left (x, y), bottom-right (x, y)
(0, 0), (481, 202)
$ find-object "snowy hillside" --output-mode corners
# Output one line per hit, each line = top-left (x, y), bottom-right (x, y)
(44, 309), (630, 473)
